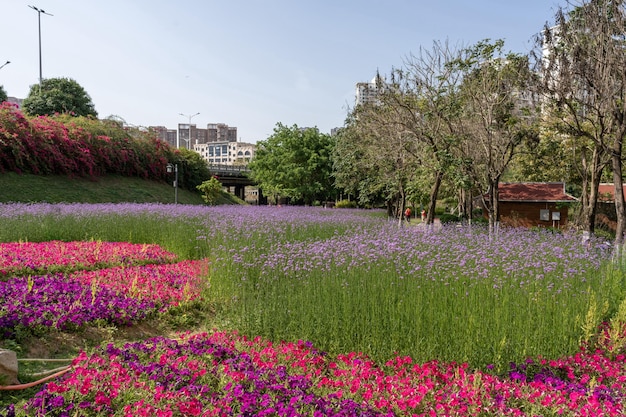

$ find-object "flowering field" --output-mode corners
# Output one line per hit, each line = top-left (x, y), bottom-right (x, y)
(1, 204), (626, 416)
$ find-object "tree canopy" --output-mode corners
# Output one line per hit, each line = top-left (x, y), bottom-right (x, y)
(534, 0), (626, 242)
(22, 77), (97, 118)
(249, 123), (336, 205)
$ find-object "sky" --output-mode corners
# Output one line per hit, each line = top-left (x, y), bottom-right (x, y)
(2, 0), (562, 143)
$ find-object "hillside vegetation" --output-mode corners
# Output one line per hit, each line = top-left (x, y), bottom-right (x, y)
(0, 103), (246, 205)
(0, 172), (244, 205)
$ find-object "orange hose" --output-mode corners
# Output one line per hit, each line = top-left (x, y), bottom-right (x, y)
(0, 366), (72, 390)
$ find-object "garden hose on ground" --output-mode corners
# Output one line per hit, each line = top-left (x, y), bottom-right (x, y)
(0, 358), (74, 391)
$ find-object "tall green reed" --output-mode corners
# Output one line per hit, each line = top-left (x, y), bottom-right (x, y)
(207, 220), (618, 370)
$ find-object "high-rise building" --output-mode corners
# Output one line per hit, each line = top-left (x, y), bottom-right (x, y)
(355, 73), (385, 107)
(150, 126), (178, 148)
(207, 123), (237, 143)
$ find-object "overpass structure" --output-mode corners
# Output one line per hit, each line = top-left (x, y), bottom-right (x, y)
(207, 164), (262, 202)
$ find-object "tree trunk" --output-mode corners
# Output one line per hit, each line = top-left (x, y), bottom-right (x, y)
(397, 191), (406, 228)
(578, 146), (604, 235)
(488, 176), (500, 238)
(426, 170), (444, 225)
(612, 147), (625, 260)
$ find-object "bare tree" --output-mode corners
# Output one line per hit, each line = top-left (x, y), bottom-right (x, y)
(344, 98), (421, 226)
(537, 0), (626, 247)
(453, 40), (541, 236)
(384, 41), (468, 225)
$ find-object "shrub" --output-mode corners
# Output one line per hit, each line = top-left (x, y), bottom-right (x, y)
(335, 199), (357, 208)
(438, 213), (460, 224)
(471, 215), (488, 225)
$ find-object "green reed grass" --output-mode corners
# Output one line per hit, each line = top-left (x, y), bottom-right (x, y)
(0, 212), (206, 259)
(206, 223), (623, 371)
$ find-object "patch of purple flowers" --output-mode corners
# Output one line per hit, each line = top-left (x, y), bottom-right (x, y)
(0, 273), (157, 338)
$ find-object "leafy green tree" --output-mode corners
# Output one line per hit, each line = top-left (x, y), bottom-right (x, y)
(22, 77), (97, 117)
(197, 177), (223, 205)
(333, 119), (389, 208)
(249, 123), (335, 205)
(0, 85), (7, 103)
(171, 147), (212, 191)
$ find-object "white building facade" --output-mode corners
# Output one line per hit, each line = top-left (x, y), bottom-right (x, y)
(194, 141), (256, 166)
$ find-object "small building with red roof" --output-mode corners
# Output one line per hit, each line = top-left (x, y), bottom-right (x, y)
(595, 183), (626, 232)
(484, 182), (578, 228)
(597, 183), (626, 202)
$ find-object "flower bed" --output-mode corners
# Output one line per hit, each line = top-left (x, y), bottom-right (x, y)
(0, 273), (157, 337)
(69, 260), (209, 307)
(0, 241), (207, 338)
(10, 330), (625, 417)
(0, 241), (178, 279)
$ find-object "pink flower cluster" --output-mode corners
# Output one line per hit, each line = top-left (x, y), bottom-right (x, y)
(20, 330), (626, 416)
(0, 240), (178, 278)
(69, 260), (209, 307)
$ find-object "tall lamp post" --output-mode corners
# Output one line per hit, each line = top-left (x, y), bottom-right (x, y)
(167, 163), (178, 204)
(28, 5), (53, 88)
(178, 112), (200, 149)
(0, 61), (9, 71)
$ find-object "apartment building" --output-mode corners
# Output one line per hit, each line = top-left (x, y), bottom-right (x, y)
(194, 141), (256, 165)
(150, 126), (178, 148)
(355, 73), (386, 107)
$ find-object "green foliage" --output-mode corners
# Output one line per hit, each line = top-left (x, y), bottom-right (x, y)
(22, 77), (97, 117)
(0, 85), (7, 103)
(249, 123), (336, 204)
(471, 215), (488, 225)
(172, 148), (212, 191)
(438, 213), (460, 223)
(197, 177), (223, 205)
(335, 199), (357, 208)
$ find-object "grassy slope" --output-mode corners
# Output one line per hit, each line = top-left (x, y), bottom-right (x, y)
(0, 172), (244, 205)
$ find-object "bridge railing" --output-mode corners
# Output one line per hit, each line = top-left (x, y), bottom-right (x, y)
(208, 164), (251, 177)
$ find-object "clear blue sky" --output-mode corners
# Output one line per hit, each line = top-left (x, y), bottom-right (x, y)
(2, 0), (560, 143)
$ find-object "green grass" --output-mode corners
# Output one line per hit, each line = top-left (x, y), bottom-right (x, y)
(0, 172), (244, 205)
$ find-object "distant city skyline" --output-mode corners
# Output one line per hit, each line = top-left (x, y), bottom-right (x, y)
(2, 0), (561, 143)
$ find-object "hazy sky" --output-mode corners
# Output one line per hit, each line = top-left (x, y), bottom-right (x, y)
(2, 1), (561, 143)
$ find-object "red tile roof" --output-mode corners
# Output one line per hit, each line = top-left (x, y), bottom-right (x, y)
(598, 183), (626, 202)
(497, 182), (577, 202)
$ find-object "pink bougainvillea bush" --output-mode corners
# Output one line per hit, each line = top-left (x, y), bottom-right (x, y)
(6, 329), (624, 417)
(0, 102), (171, 179)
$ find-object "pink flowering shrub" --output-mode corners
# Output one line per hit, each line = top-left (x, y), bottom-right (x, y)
(0, 103), (171, 180)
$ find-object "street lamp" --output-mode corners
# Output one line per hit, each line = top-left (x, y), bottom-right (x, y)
(0, 61), (9, 71)
(28, 5), (53, 88)
(178, 112), (200, 149)
(166, 163), (179, 204)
